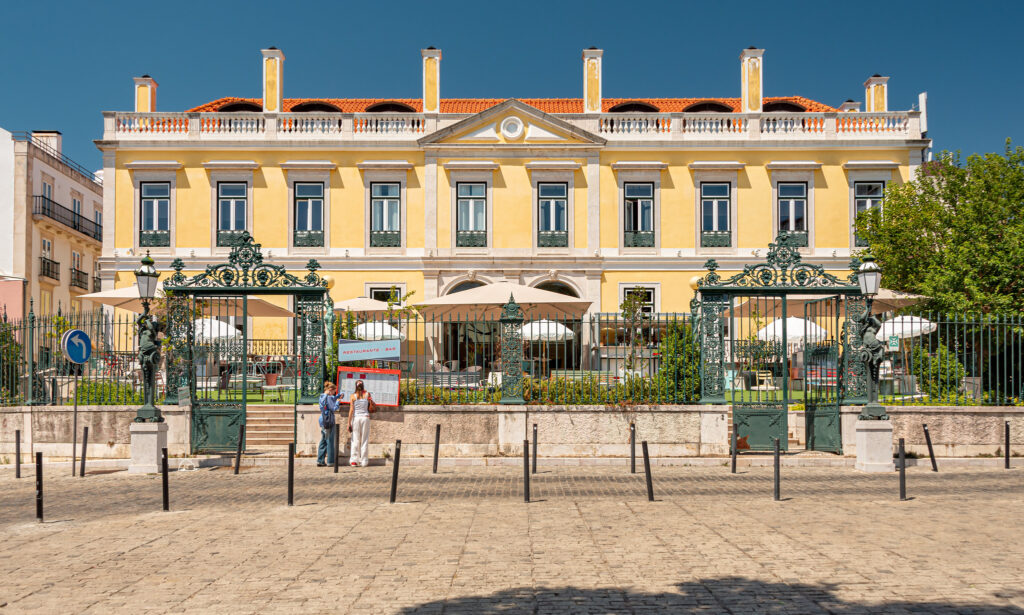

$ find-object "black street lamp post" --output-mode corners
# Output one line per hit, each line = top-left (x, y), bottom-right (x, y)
(857, 255), (888, 421)
(134, 252), (163, 423)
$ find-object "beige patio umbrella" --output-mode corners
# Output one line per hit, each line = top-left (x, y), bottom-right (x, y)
(414, 282), (592, 319)
(333, 296), (391, 316)
(80, 285), (295, 317)
(727, 289), (928, 318)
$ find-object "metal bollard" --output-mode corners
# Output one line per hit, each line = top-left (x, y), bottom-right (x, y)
(35, 452), (43, 522)
(923, 424), (937, 472)
(333, 423), (340, 474)
(523, 439), (531, 502)
(731, 426), (738, 474)
(161, 447), (169, 511)
(233, 424), (245, 475)
(1006, 421), (1011, 470)
(432, 424), (440, 474)
(532, 424), (538, 475)
(389, 440), (401, 504)
(287, 443), (295, 506)
(773, 438), (781, 501)
(80, 426), (89, 478)
(15, 429), (21, 479)
(630, 423), (636, 474)
(898, 438), (907, 501)
(641, 441), (654, 501)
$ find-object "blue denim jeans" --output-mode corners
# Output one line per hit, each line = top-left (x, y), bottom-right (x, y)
(317, 427), (335, 465)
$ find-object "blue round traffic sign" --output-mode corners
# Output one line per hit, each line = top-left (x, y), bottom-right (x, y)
(61, 329), (92, 364)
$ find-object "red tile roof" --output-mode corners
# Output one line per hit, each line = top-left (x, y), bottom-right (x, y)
(188, 96), (836, 114)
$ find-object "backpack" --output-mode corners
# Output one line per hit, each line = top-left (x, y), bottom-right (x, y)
(319, 395), (336, 430)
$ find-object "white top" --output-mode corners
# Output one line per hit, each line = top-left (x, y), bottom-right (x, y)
(352, 396), (370, 417)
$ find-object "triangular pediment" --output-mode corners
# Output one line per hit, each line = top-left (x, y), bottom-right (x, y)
(418, 100), (606, 147)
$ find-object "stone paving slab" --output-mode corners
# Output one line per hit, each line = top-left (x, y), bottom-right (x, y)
(0, 465), (1022, 614)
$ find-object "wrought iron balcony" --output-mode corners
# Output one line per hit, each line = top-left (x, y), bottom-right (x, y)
(139, 229), (170, 247)
(456, 230), (487, 248)
(70, 268), (89, 291)
(700, 230), (732, 248)
(370, 230), (401, 247)
(93, 276), (102, 292)
(623, 230), (654, 248)
(538, 230), (568, 248)
(778, 229), (808, 247)
(39, 256), (60, 281)
(293, 229), (324, 247)
(32, 196), (102, 241)
(217, 229), (247, 247)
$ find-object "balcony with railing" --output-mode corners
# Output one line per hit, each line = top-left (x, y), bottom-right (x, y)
(293, 229), (324, 247)
(700, 230), (732, 248)
(70, 268), (90, 291)
(370, 230), (401, 247)
(39, 257), (60, 281)
(456, 230), (487, 248)
(139, 229), (170, 247)
(623, 230), (655, 248)
(32, 196), (102, 241)
(538, 230), (568, 248)
(777, 229), (808, 247)
(104, 110), (923, 143)
(217, 229), (247, 247)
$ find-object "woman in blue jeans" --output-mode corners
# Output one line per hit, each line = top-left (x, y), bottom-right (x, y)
(317, 381), (341, 467)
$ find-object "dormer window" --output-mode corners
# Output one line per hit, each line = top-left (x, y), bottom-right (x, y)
(365, 101), (417, 113)
(291, 102), (342, 113)
(684, 101), (733, 113)
(763, 101), (807, 113)
(217, 102), (262, 112)
(608, 101), (660, 113)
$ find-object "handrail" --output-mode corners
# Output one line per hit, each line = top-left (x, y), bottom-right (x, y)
(11, 132), (101, 186)
(32, 195), (102, 241)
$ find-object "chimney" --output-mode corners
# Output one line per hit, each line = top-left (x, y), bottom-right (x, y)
(864, 75), (888, 112)
(31, 131), (62, 154)
(262, 47), (285, 112)
(839, 99), (861, 112)
(740, 47), (764, 113)
(134, 75), (157, 112)
(582, 48), (603, 114)
(422, 47), (441, 114)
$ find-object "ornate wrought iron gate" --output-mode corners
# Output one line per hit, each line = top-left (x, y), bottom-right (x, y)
(162, 233), (330, 453)
(803, 296), (842, 453)
(694, 234), (865, 454)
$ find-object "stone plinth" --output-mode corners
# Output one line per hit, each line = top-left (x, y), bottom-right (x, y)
(129, 422), (168, 474)
(854, 419), (894, 473)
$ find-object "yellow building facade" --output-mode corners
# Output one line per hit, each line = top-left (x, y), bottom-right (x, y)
(97, 48), (929, 331)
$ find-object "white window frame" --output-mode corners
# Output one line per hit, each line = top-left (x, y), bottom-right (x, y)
(71, 195), (82, 217)
(538, 183), (568, 231)
(693, 171), (738, 253)
(132, 172), (176, 253)
(72, 251), (82, 271)
(529, 168), (576, 253)
(771, 171), (815, 248)
(624, 182), (655, 232)
(618, 283), (660, 315)
(41, 180), (53, 200)
(847, 172), (891, 249)
(448, 171), (492, 252)
(616, 170), (661, 252)
(216, 181), (248, 232)
(294, 182), (325, 232)
(457, 182), (487, 232)
(371, 182), (401, 232)
(365, 282), (408, 305)
(41, 237), (52, 258)
(287, 170), (331, 254)
(208, 171), (253, 252)
(363, 170), (407, 252)
(700, 182), (731, 232)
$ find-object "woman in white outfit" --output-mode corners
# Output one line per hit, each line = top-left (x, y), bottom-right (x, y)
(347, 380), (376, 467)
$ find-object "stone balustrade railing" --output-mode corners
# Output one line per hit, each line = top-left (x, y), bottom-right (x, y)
(104, 110), (922, 142)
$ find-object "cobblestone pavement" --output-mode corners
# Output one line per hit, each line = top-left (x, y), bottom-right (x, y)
(1, 463), (1022, 614)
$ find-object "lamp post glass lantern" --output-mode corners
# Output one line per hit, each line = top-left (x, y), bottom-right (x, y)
(134, 252), (163, 422)
(857, 255), (888, 420)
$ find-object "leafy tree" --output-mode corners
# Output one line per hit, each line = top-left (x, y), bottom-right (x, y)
(619, 290), (650, 374)
(854, 141), (1024, 315)
(656, 321), (702, 402)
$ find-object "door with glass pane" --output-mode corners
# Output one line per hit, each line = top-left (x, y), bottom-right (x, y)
(294, 182), (324, 247)
(623, 183), (653, 247)
(538, 182), (568, 247)
(140, 182), (170, 247)
(701, 183), (731, 247)
(778, 182), (808, 247)
(456, 183), (486, 247)
(217, 182), (247, 247)
(370, 183), (401, 247)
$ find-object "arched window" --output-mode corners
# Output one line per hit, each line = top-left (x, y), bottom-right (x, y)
(291, 102), (341, 113)
(608, 101), (660, 113)
(217, 102), (262, 112)
(447, 280), (485, 294)
(683, 101), (733, 113)
(762, 101), (806, 113)
(535, 281), (579, 298)
(365, 101), (417, 113)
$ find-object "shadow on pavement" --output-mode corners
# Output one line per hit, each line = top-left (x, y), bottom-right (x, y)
(396, 577), (1024, 614)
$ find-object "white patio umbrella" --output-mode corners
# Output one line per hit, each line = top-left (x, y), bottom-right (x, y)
(414, 282), (592, 319)
(333, 296), (391, 316)
(193, 318), (240, 341)
(521, 320), (575, 342)
(879, 315), (937, 340)
(353, 322), (405, 341)
(81, 285), (294, 317)
(757, 317), (827, 344)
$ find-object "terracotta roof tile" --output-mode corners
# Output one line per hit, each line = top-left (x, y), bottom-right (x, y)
(188, 96), (836, 114)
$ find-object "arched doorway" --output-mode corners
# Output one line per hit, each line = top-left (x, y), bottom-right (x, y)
(535, 281), (579, 297)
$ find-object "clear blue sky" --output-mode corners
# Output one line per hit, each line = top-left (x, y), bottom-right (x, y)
(1, 0), (1020, 169)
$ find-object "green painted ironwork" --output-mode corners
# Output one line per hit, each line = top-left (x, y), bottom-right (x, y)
(696, 296), (728, 403)
(499, 295), (524, 405)
(804, 296), (843, 453)
(732, 403), (788, 451)
(456, 230), (486, 247)
(624, 230), (654, 247)
(538, 230), (568, 247)
(370, 230), (401, 247)
(294, 230), (324, 247)
(777, 229), (808, 247)
(216, 229), (247, 247)
(139, 230), (169, 247)
(700, 230), (731, 248)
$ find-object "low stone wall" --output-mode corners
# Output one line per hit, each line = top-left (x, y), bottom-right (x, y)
(1, 404), (1020, 460)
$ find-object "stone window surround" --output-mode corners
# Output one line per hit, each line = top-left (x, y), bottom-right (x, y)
(846, 169), (894, 250)
(448, 170), (493, 253)
(286, 170), (331, 255)
(693, 170), (739, 255)
(362, 169), (409, 253)
(208, 171), (254, 255)
(614, 168), (662, 253)
(131, 170), (177, 255)
(529, 169), (575, 254)
(770, 170), (816, 250)
(618, 282), (661, 313)
(364, 281), (409, 304)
